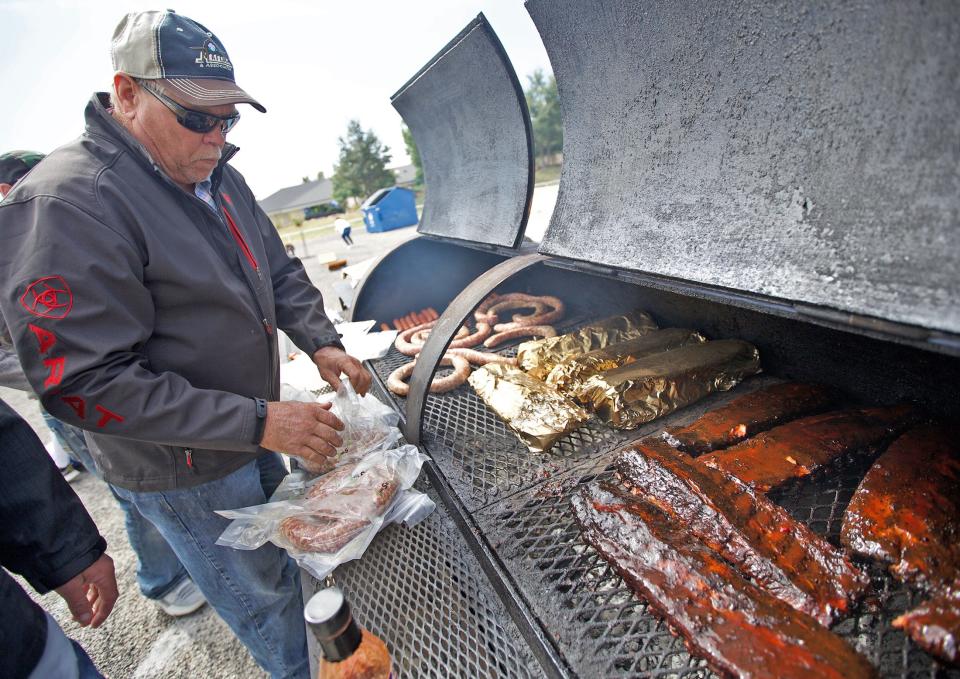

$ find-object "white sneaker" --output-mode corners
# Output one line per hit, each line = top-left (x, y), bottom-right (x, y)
(155, 578), (207, 617)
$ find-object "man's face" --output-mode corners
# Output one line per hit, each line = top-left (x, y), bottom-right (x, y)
(124, 79), (237, 189)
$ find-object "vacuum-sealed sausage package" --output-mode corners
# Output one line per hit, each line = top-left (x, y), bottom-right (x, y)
(216, 444), (434, 579)
(285, 378), (402, 475)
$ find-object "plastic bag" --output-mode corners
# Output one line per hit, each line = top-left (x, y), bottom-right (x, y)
(329, 377), (400, 462)
(216, 444), (435, 580)
(282, 378), (401, 475)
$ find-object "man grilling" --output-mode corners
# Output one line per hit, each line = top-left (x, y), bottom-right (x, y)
(0, 10), (370, 678)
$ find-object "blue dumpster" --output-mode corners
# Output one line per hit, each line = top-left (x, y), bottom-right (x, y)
(361, 187), (418, 232)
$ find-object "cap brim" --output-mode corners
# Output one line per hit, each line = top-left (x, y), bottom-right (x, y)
(162, 78), (266, 113)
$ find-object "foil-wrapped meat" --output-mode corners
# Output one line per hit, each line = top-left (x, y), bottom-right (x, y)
(577, 339), (761, 429)
(545, 328), (706, 398)
(468, 363), (589, 453)
(517, 310), (657, 380)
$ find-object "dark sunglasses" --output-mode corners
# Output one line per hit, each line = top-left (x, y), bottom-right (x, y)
(138, 80), (240, 135)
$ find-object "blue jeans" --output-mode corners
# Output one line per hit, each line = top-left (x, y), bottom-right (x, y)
(112, 454), (308, 679)
(29, 611), (105, 679)
(42, 411), (188, 600)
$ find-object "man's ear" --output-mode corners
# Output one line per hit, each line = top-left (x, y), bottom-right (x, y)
(112, 73), (141, 117)
(0, 183), (13, 198)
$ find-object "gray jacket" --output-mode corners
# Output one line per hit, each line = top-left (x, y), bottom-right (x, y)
(0, 93), (341, 491)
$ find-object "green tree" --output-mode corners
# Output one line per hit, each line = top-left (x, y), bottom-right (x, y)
(401, 124), (424, 186)
(525, 69), (563, 163)
(331, 120), (394, 204)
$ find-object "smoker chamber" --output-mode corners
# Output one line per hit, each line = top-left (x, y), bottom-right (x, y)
(309, 1), (960, 677)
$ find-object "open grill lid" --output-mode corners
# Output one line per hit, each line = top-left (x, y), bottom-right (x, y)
(392, 14), (534, 250)
(527, 0), (960, 343)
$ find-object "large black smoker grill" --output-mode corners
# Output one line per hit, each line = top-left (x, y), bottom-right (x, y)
(308, 3), (960, 677)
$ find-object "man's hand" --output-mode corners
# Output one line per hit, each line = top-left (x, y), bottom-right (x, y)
(55, 553), (118, 628)
(312, 345), (372, 395)
(260, 401), (344, 466)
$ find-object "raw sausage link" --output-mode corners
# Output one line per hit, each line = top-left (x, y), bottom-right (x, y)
(493, 294), (565, 330)
(448, 348), (518, 366)
(484, 324), (558, 348)
(386, 354), (472, 396)
(394, 320), (436, 356)
(473, 292), (504, 323)
(448, 322), (492, 349)
(489, 299), (547, 318)
(403, 323), (472, 351)
(279, 514), (370, 553)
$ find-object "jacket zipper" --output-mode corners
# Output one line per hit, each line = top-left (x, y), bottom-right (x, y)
(185, 448), (196, 473)
(222, 207), (262, 280)
(217, 203), (277, 401)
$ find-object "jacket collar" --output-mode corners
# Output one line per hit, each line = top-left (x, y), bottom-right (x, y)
(85, 92), (239, 193)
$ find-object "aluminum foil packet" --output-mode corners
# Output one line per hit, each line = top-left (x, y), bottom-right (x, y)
(468, 363), (590, 453)
(577, 339), (761, 429)
(517, 310), (658, 380)
(545, 328), (707, 398)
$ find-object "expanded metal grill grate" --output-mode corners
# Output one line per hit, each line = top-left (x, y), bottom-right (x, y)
(372, 311), (643, 511)
(365, 323), (958, 678)
(475, 439), (960, 679)
(314, 478), (545, 679)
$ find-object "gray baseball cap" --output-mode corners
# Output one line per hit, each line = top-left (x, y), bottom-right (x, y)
(111, 10), (265, 113)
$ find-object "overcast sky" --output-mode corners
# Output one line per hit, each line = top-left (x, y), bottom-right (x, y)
(0, 0), (552, 199)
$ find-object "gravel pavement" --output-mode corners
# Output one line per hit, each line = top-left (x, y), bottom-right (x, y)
(4, 184), (558, 678)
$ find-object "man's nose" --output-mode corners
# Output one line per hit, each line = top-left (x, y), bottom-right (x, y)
(202, 125), (227, 145)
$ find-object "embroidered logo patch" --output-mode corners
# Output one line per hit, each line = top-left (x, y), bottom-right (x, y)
(27, 324), (56, 354)
(20, 276), (73, 320)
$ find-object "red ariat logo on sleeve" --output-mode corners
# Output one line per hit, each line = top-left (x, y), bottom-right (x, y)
(20, 276), (73, 320)
(61, 396), (87, 420)
(42, 356), (66, 388)
(95, 405), (124, 428)
(27, 324), (57, 354)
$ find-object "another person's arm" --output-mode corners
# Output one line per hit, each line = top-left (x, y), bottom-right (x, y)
(0, 399), (117, 627)
(0, 318), (32, 392)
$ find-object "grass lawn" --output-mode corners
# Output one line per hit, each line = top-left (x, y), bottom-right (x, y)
(535, 163), (562, 185)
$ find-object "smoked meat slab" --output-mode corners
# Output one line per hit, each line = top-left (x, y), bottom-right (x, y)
(665, 382), (835, 455)
(841, 424), (960, 592)
(616, 439), (867, 626)
(572, 482), (877, 679)
(697, 404), (919, 492)
(893, 580), (960, 667)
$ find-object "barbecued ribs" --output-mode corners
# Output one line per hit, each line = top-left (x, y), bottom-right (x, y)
(572, 482), (877, 679)
(841, 424), (960, 593)
(697, 404), (919, 492)
(616, 439), (867, 626)
(665, 382), (835, 455)
(893, 580), (960, 667)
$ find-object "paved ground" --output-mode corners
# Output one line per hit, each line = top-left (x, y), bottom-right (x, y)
(3, 183), (558, 678)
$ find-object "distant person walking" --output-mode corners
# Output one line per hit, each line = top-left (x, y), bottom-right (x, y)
(334, 217), (353, 246)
